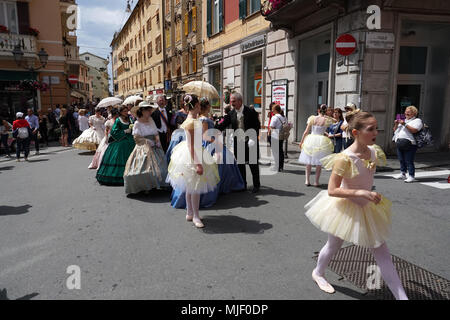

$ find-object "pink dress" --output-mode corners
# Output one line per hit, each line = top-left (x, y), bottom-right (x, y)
(88, 119), (114, 169)
(304, 145), (392, 248)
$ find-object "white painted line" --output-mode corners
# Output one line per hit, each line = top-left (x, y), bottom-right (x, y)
(336, 43), (357, 48)
(383, 170), (450, 178)
(420, 182), (450, 190)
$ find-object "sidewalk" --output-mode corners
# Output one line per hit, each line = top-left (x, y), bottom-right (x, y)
(0, 141), (74, 164)
(259, 140), (450, 172)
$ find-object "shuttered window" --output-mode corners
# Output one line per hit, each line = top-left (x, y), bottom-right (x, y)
(17, 1), (29, 35)
(192, 6), (196, 32)
(184, 12), (188, 36)
(192, 48), (197, 73)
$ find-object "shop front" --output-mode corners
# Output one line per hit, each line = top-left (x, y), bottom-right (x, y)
(0, 70), (37, 122)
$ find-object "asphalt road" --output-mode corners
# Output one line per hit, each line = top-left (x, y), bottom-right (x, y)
(0, 148), (448, 300)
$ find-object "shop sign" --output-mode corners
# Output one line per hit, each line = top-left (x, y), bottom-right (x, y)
(271, 79), (288, 113)
(42, 76), (60, 85)
(207, 51), (223, 64)
(241, 35), (266, 53)
(366, 32), (395, 50)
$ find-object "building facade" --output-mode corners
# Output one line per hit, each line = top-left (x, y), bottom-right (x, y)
(202, 0), (270, 115)
(163, 0), (202, 108)
(80, 52), (110, 101)
(0, 0), (81, 121)
(111, 0), (165, 101)
(264, 0), (450, 152)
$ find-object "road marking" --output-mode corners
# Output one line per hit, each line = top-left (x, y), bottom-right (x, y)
(420, 182), (450, 190)
(383, 170), (450, 178)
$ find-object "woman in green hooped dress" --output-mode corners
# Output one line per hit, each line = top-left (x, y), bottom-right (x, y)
(96, 106), (135, 185)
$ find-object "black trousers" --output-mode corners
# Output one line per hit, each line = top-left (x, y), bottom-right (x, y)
(238, 163), (260, 189)
(159, 132), (169, 153)
(16, 138), (30, 159)
(30, 131), (39, 152)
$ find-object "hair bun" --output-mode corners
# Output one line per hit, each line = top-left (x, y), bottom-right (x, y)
(345, 109), (360, 123)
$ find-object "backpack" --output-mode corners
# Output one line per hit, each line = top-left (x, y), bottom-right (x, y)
(414, 123), (433, 148)
(18, 127), (29, 139)
(278, 117), (292, 141)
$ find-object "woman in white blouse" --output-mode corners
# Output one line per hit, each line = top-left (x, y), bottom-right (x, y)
(124, 101), (169, 194)
(393, 105), (423, 183)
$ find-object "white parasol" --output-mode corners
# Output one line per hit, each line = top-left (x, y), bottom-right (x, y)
(96, 97), (123, 109)
(181, 81), (220, 101)
(123, 95), (143, 106)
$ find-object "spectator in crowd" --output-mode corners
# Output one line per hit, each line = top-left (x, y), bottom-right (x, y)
(392, 105), (423, 183)
(269, 104), (287, 172)
(38, 109), (49, 147)
(54, 104), (61, 121)
(341, 103), (356, 149)
(47, 107), (58, 141)
(77, 109), (90, 132)
(12, 112), (31, 161)
(0, 118), (12, 157)
(326, 108), (344, 153)
(25, 108), (40, 155)
(59, 108), (69, 147)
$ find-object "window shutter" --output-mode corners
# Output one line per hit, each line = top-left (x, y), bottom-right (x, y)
(17, 1), (30, 35)
(239, 0), (247, 20)
(219, 0), (224, 32)
(184, 13), (188, 36)
(192, 48), (197, 72)
(192, 6), (197, 32)
(207, 0), (211, 37)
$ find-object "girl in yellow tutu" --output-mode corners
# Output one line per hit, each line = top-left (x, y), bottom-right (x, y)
(305, 110), (408, 300)
(298, 104), (334, 186)
(166, 94), (220, 228)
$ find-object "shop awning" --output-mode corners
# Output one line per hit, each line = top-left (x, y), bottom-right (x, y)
(71, 90), (87, 99)
(0, 70), (37, 81)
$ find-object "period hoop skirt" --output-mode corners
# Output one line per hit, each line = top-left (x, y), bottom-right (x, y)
(124, 135), (169, 194)
(73, 127), (104, 151)
(166, 140), (220, 194)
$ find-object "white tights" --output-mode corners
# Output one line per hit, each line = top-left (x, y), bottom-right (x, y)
(186, 192), (201, 220)
(314, 234), (408, 300)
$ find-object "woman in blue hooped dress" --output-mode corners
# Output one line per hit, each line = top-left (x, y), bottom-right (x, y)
(168, 98), (245, 208)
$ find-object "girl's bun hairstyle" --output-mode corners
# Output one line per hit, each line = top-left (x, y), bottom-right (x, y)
(319, 104), (327, 115)
(184, 94), (199, 111)
(346, 110), (375, 136)
(200, 98), (210, 113)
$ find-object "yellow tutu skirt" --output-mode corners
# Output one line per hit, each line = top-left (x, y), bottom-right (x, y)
(305, 190), (392, 248)
(298, 134), (334, 165)
(167, 141), (220, 194)
(73, 128), (103, 151)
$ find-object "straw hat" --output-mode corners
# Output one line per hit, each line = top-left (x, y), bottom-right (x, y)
(130, 101), (157, 118)
(345, 103), (356, 111)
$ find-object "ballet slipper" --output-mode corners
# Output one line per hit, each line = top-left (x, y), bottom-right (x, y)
(186, 214), (193, 221)
(193, 218), (204, 228)
(312, 270), (335, 294)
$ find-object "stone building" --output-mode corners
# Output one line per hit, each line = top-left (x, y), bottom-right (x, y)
(111, 0), (165, 100)
(80, 52), (110, 101)
(264, 0), (450, 152)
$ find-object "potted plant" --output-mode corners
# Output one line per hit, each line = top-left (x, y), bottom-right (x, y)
(28, 27), (40, 37)
(0, 25), (9, 34)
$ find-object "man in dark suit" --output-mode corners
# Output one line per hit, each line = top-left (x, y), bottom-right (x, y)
(216, 92), (261, 193)
(151, 95), (174, 152)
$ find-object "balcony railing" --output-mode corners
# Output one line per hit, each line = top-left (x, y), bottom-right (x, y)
(0, 33), (37, 54)
(261, 0), (293, 17)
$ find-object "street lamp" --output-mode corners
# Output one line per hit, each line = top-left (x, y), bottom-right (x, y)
(12, 45), (49, 111)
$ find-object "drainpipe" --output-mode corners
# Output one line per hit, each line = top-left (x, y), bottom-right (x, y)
(358, 31), (366, 109)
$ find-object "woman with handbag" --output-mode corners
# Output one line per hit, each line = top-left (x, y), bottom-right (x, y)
(326, 108), (344, 153)
(269, 104), (287, 172)
(392, 106), (423, 183)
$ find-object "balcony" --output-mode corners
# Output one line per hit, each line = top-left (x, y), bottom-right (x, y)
(263, 0), (345, 36)
(0, 33), (37, 57)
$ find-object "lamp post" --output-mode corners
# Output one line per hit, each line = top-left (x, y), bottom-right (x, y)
(12, 45), (49, 112)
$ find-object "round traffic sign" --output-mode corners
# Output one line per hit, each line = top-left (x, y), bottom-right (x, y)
(68, 75), (78, 84)
(335, 34), (357, 56)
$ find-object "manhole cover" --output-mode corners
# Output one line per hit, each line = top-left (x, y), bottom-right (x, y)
(313, 245), (450, 300)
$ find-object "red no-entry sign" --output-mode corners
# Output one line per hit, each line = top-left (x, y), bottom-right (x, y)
(335, 34), (357, 56)
(68, 75), (78, 84)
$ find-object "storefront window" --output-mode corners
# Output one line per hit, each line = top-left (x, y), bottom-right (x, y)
(244, 54), (262, 110)
(209, 64), (221, 109)
(399, 46), (428, 74)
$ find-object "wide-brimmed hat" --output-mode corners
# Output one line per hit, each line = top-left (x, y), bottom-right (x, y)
(130, 101), (157, 118)
(345, 103), (356, 111)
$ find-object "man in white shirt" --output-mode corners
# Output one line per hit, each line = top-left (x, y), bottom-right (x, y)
(151, 95), (174, 152)
(25, 108), (40, 155)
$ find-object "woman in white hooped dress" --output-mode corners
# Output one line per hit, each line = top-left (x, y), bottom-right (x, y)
(73, 106), (106, 151)
(123, 101), (169, 194)
(89, 107), (120, 169)
(298, 104), (334, 186)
